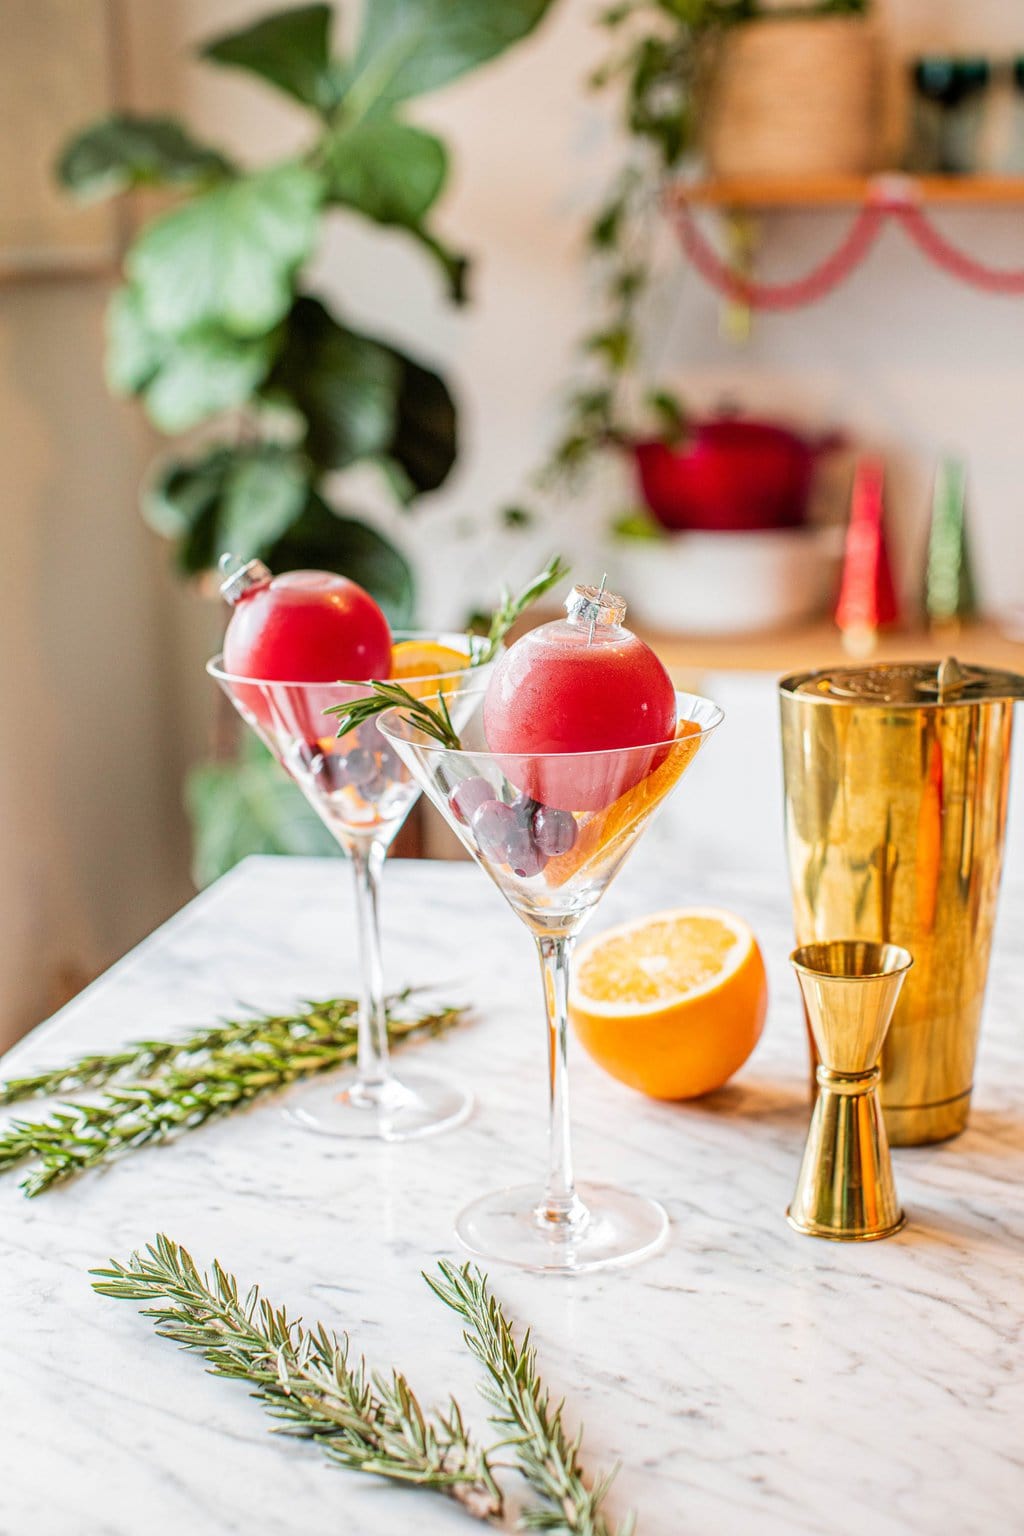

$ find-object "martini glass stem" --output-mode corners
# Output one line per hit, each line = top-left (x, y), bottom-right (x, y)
(348, 835), (392, 1097)
(536, 935), (586, 1231)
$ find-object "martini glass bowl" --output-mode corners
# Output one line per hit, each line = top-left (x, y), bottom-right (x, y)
(380, 688), (723, 1272)
(208, 634), (495, 1141)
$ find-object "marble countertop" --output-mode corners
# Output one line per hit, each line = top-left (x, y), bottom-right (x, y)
(3, 853), (1023, 1536)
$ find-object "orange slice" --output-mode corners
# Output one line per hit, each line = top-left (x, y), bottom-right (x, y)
(390, 640), (470, 681)
(569, 907), (767, 1099)
(544, 720), (703, 889)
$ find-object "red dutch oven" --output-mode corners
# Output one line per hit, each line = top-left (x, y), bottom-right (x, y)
(632, 417), (841, 533)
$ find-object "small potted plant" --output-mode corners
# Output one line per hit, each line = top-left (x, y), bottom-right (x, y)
(704, 0), (881, 178)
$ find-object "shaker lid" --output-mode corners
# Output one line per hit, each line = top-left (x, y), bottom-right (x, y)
(781, 657), (1024, 705)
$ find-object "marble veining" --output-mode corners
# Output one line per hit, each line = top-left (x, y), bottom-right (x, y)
(2, 852), (1023, 1536)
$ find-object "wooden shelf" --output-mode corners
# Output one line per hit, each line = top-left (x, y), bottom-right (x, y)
(638, 619), (1024, 678)
(669, 174), (1024, 210)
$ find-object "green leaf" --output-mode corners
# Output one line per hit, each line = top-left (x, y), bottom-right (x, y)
(406, 227), (470, 305)
(128, 163), (324, 338)
(57, 115), (232, 200)
(143, 449), (232, 574)
(386, 351), (456, 494)
(502, 504), (534, 528)
(106, 287), (279, 431)
(612, 510), (663, 541)
(346, 0), (555, 111)
(105, 286), (164, 395)
(201, 4), (338, 112)
(144, 445), (415, 620)
(187, 736), (341, 888)
(267, 296), (400, 469)
(585, 324), (634, 371)
(143, 445), (311, 568)
(645, 386), (687, 442)
(324, 119), (448, 224)
(143, 449), (231, 542)
(266, 297), (456, 490)
(218, 449), (310, 558)
(268, 494), (416, 625)
(144, 330), (279, 432)
(373, 456), (418, 507)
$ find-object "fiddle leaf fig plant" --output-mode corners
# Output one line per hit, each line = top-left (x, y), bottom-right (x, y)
(58, 0), (554, 879)
(59, 0), (554, 617)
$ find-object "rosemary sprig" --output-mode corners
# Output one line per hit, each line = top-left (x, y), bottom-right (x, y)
(0, 996), (464, 1196)
(0, 994), (374, 1105)
(91, 1239), (636, 1532)
(92, 1235), (502, 1520)
(326, 680), (464, 749)
(428, 1262), (635, 1536)
(474, 554), (570, 666)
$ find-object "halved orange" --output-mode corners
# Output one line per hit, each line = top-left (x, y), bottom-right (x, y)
(569, 907), (767, 1099)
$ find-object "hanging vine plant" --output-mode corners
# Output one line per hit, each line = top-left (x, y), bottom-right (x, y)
(519, 0), (869, 519)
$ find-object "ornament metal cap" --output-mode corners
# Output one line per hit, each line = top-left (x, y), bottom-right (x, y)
(218, 553), (272, 607)
(565, 581), (627, 631)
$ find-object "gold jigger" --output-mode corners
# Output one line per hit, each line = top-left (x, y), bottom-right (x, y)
(788, 941), (913, 1242)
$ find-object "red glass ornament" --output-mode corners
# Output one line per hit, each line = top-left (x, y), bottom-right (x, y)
(220, 560), (392, 737)
(483, 584), (677, 812)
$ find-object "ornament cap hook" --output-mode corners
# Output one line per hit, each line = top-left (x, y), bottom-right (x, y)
(218, 553), (272, 607)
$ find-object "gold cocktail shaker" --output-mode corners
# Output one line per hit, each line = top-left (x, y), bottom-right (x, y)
(780, 659), (1024, 1145)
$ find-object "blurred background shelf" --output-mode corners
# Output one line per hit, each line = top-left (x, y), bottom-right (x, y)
(638, 618), (1024, 676)
(669, 175), (1024, 209)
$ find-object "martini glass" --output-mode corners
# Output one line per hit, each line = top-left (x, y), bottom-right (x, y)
(380, 687), (723, 1272)
(207, 634), (495, 1141)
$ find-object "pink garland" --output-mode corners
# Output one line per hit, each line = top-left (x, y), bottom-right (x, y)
(671, 186), (1024, 308)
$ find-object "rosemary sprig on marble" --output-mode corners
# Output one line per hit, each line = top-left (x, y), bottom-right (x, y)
(474, 553), (570, 666)
(91, 1238), (634, 1532)
(327, 680), (464, 749)
(0, 993), (376, 1105)
(430, 1262), (633, 1536)
(0, 995), (464, 1196)
(91, 1235), (502, 1520)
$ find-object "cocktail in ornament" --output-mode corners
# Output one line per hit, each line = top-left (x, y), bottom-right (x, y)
(380, 581), (723, 1271)
(209, 556), (491, 1141)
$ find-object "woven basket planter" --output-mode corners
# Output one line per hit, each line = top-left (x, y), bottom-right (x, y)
(703, 16), (881, 178)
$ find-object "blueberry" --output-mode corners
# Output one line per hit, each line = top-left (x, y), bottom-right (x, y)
(450, 776), (494, 825)
(532, 804), (577, 857)
(471, 799), (520, 864)
(508, 833), (548, 880)
(320, 756), (353, 793)
(298, 744), (347, 791)
(345, 747), (378, 787)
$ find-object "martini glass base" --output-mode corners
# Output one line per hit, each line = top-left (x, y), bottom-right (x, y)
(285, 1067), (472, 1142)
(456, 1182), (669, 1274)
